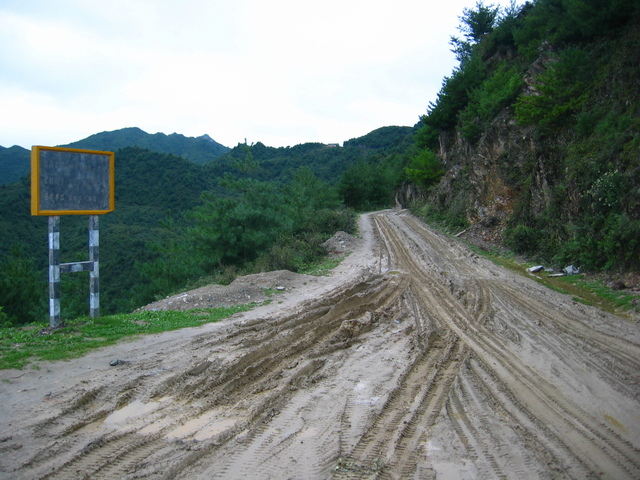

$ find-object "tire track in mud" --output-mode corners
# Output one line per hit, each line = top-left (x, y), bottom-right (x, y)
(371, 211), (640, 479)
(490, 282), (640, 398)
(401, 211), (640, 391)
(166, 273), (409, 412)
(173, 274), (414, 479)
(446, 380), (509, 480)
(459, 294), (640, 478)
(329, 213), (479, 478)
(24, 265), (413, 479)
(467, 354), (594, 479)
(9, 210), (640, 480)
(38, 432), (163, 480)
(333, 333), (465, 479)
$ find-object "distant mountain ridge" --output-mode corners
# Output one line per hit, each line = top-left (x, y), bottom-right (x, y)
(62, 127), (230, 165)
(0, 146), (30, 185)
(0, 126), (414, 186)
(0, 127), (231, 184)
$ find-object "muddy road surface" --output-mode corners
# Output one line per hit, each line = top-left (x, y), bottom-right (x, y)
(1, 210), (639, 479)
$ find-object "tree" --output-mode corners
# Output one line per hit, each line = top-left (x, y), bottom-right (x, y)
(284, 167), (341, 234)
(338, 161), (394, 211)
(404, 149), (445, 189)
(515, 47), (593, 129)
(132, 217), (204, 305)
(461, 1), (500, 42)
(191, 179), (290, 268)
(450, 1), (500, 63)
(0, 245), (46, 325)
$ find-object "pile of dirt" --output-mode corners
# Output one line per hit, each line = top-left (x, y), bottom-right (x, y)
(322, 230), (361, 257)
(139, 231), (361, 312)
(138, 270), (311, 311)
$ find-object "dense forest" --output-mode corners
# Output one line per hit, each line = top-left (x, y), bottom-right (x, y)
(0, 127), (414, 326)
(0, 127), (231, 185)
(64, 127), (230, 165)
(1, 0), (638, 327)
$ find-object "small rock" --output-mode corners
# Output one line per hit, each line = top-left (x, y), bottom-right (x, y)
(109, 359), (125, 366)
(609, 281), (626, 291)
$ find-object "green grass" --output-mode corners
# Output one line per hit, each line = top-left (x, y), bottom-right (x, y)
(549, 275), (638, 313)
(0, 305), (253, 370)
(478, 250), (638, 318)
(0, 253), (350, 370)
(300, 255), (345, 276)
(261, 287), (287, 298)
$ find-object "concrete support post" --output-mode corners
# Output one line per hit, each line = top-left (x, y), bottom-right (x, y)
(89, 215), (99, 318)
(48, 216), (61, 328)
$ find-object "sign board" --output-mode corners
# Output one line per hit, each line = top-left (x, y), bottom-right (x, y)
(31, 146), (115, 215)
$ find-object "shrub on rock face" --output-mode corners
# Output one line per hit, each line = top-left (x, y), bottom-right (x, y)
(505, 224), (540, 255)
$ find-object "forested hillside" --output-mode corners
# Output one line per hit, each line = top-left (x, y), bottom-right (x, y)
(406, 0), (639, 271)
(0, 145), (30, 185)
(4, 0), (636, 327)
(63, 127), (230, 165)
(0, 127), (414, 325)
(0, 127), (230, 185)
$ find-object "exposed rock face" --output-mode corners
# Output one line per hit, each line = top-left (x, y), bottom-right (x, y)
(419, 76), (568, 249)
(425, 109), (529, 242)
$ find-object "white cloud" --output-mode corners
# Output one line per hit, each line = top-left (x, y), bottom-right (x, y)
(0, 0), (522, 149)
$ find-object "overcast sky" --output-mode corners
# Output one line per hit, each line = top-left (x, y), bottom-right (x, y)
(0, 0), (520, 150)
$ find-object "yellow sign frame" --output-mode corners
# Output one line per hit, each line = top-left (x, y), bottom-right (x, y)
(31, 146), (115, 216)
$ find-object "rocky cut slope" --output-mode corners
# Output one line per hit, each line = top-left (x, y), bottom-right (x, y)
(410, 1), (640, 271)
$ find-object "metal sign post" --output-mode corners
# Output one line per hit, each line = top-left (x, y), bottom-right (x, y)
(32, 146), (114, 328)
(48, 216), (61, 327)
(89, 215), (99, 319)
(47, 216), (100, 328)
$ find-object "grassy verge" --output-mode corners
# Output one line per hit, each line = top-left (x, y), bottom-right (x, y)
(479, 250), (638, 318)
(300, 255), (345, 276)
(0, 305), (253, 370)
(0, 248), (352, 371)
(0, 254), (350, 371)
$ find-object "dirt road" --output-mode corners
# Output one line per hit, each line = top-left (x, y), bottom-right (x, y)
(1, 210), (639, 479)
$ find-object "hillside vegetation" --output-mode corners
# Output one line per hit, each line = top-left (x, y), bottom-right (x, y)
(0, 127), (230, 185)
(0, 128), (413, 326)
(0, 146), (30, 185)
(1, 0), (638, 328)
(63, 127), (230, 165)
(408, 0), (639, 271)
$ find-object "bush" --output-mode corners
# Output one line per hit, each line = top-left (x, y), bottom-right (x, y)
(404, 149), (445, 189)
(559, 214), (640, 270)
(413, 201), (468, 233)
(296, 208), (357, 236)
(0, 307), (9, 328)
(505, 224), (541, 255)
(459, 61), (524, 142)
(338, 161), (397, 211)
(0, 246), (46, 326)
(254, 233), (327, 273)
(515, 47), (594, 130)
